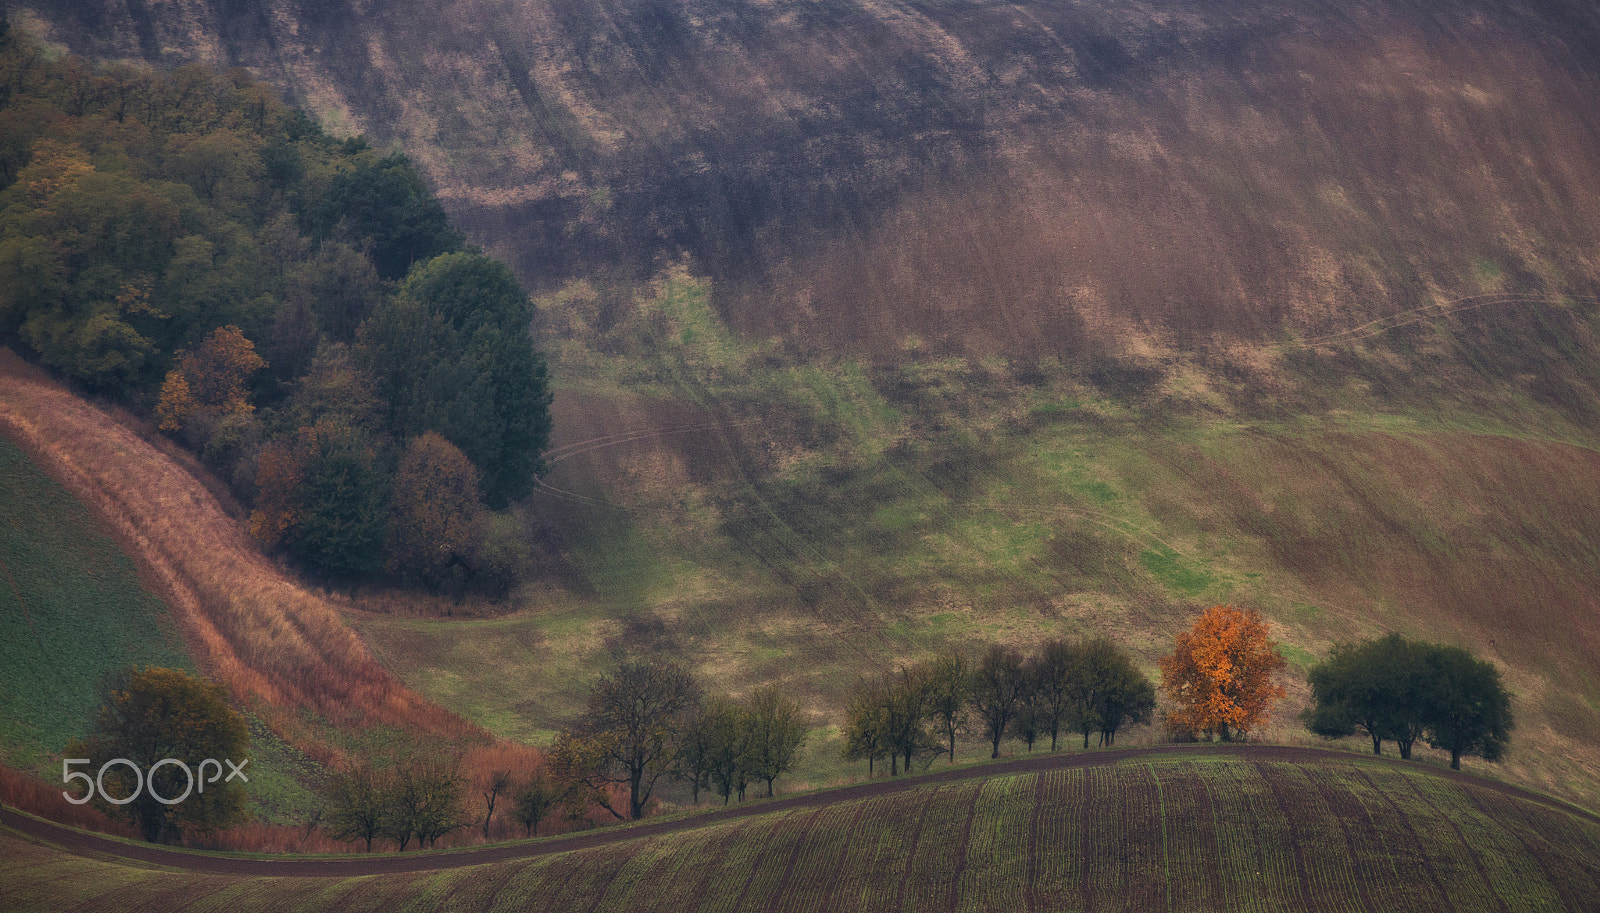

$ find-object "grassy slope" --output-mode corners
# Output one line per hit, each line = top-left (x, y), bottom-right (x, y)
(0, 438), (193, 770)
(0, 438), (322, 823)
(4, 751), (1598, 912)
(12, 0), (1600, 818)
(353, 274), (1600, 808)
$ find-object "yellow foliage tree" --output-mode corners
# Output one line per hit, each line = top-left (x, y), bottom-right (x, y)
(156, 325), (266, 431)
(1159, 605), (1288, 741)
(247, 439), (305, 548)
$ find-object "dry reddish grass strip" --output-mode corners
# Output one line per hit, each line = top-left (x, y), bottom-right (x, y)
(0, 350), (480, 743)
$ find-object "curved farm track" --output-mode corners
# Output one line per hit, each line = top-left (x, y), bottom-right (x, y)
(5, 745), (1596, 878)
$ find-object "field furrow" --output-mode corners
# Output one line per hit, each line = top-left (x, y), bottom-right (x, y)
(1385, 774), (1506, 913)
(898, 783), (978, 912)
(1120, 761), (1170, 912)
(725, 808), (819, 912)
(1338, 769), (1450, 910)
(511, 846), (627, 913)
(1031, 768), (1086, 913)
(1469, 788), (1600, 913)
(576, 837), (677, 912)
(1081, 763), (1135, 909)
(1255, 763), (1365, 913)
(445, 857), (543, 911)
(696, 812), (795, 913)
(1147, 762), (1223, 912)
(770, 796), (870, 913)
(1406, 776), (1560, 912)
(954, 774), (1032, 913)
(820, 795), (917, 913)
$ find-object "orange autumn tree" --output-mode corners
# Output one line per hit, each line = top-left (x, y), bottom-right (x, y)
(1159, 605), (1288, 741)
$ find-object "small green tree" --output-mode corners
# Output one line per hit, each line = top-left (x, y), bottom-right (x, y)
(701, 696), (748, 804)
(324, 760), (391, 851)
(738, 685), (809, 798)
(1424, 645), (1514, 771)
(289, 421), (388, 579)
(511, 769), (562, 837)
(925, 650), (970, 762)
(840, 689), (890, 777)
(67, 666), (250, 844)
(1094, 651), (1155, 746)
(1029, 640), (1076, 751)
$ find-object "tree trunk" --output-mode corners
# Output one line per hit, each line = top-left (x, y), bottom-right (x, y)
(1398, 739), (1413, 760)
(630, 767), (645, 820)
(1450, 749), (1462, 770)
(1083, 730), (1091, 749)
(1370, 733), (1382, 755)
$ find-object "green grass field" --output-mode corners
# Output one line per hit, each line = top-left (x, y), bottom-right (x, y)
(0, 439), (194, 771)
(354, 282), (1600, 808)
(0, 439), (318, 824)
(4, 751), (1596, 912)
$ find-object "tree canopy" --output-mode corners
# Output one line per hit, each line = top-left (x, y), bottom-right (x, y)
(67, 666), (250, 843)
(1304, 633), (1431, 757)
(1424, 645), (1513, 770)
(0, 27), (552, 587)
(1160, 605), (1287, 741)
(1304, 635), (1513, 770)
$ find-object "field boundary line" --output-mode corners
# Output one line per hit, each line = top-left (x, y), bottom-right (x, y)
(6, 745), (1594, 879)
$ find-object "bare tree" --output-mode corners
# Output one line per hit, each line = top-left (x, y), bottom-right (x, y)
(970, 645), (1029, 758)
(925, 650), (970, 763)
(481, 769), (512, 839)
(553, 660), (704, 820)
(388, 755), (466, 849)
(740, 684), (810, 797)
(324, 760), (390, 852)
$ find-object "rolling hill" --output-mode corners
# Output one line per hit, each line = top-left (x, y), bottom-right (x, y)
(4, 747), (1599, 912)
(6, 0), (1600, 811)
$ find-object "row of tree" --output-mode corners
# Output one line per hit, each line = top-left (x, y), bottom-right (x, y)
(1303, 633), (1514, 770)
(0, 24), (552, 590)
(323, 756), (466, 851)
(841, 639), (1157, 776)
(549, 661), (811, 821)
